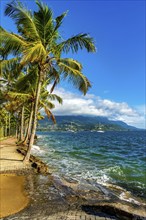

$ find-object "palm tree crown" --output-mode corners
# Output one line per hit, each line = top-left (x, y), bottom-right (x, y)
(1, 0), (96, 94)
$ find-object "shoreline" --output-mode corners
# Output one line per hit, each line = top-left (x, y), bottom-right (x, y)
(0, 137), (146, 219)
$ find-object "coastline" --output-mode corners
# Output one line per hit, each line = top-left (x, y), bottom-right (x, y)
(0, 137), (146, 220)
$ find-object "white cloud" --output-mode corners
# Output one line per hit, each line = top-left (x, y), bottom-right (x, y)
(47, 86), (145, 129)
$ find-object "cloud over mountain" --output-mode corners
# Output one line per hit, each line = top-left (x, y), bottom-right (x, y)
(47, 86), (145, 129)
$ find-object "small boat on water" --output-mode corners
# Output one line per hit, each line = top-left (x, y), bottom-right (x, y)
(68, 129), (75, 132)
(97, 130), (105, 133)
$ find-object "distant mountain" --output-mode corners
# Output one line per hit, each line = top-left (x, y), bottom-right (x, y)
(37, 115), (139, 131)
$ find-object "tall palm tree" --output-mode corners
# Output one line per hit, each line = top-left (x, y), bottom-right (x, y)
(0, 0), (96, 162)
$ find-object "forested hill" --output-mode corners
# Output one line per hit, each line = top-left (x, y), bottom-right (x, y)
(37, 115), (140, 131)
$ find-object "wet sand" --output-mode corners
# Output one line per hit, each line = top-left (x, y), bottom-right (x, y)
(0, 137), (30, 218)
(0, 174), (29, 218)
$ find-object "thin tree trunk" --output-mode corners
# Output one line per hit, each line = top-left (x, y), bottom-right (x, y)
(8, 113), (11, 136)
(23, 72), (43, 163)
(24, 122), (28, 137)
(23, 103), (34, 145)
(5, 116), (7, 137)
(17, 124), (20, 140)
(16, 119), (19, 140)
(20, 106), (24, 141)
(15, 124), (18, 138)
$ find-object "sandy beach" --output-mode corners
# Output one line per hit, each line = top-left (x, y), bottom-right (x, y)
(0, 137), (30, 218)
(0, 137), (31, 173)
(0, 174), (29, 218)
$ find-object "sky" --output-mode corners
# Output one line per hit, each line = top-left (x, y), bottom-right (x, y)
(0, 0), (145, 128)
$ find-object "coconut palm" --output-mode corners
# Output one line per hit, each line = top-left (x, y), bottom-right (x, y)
(0, 0), (96, 162)
(6, 71), (62, 145)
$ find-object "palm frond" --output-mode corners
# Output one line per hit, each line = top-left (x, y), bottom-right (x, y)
(58, 33), (96, 54)
(0, 45), (8, 60)
(44, 106), (56, 124)
(0, 58), (19, 77)
(41, 78), (51, 89)
(0, 30), (27, 55)
(39, 100), (55, 109)
(48, 94), (63, 104)
(58, 58), (83, 71)
(54, 11), (68, 32)
(5, 1), (40, 40)
(40, 89), (49, 98)
(6, 91), (31, 100)
(4, 100), (22, 112)
(22, 42), (47, 63)
(15, 67), (38, 92)
(37, 112), (44, 120)
(58, 59), (91, 95)
(34, 0), (54, 47)
(0, 90), (7, 105)
(49, 67), (60, 80)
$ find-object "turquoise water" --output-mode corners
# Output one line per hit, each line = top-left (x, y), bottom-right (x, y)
(35, 130), (146, 202)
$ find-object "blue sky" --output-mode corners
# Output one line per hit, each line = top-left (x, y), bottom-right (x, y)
(0, 0), (145, 128)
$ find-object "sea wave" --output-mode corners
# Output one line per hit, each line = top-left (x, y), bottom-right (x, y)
(119, 192), (145, 205)
(36, 130), (146, 203)
(32, 145), (44, 155)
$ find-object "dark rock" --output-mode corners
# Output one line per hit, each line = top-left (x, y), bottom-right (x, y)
(17, 147), (49, 174)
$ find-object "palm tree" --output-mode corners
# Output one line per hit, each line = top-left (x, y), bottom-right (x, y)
(6, 71), (62, 144)
(1, 0), (96, 162)
(0, 52), (25, 139)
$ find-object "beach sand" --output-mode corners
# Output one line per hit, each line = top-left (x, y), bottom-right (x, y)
(0, 174), (29, 218)
(0, 137), (30, 218)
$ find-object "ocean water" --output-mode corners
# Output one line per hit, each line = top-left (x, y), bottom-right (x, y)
(34, 130), (146, 203)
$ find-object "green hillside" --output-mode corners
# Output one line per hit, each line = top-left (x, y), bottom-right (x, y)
(37, 115), (139, 131)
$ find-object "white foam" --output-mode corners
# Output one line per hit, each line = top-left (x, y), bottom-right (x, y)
(119, 192), (142, 205)
(32, 145), (41, 150)
(97, 174), (110, 183)
(32, 145), (44, 154)
(104, 166), (124, 176)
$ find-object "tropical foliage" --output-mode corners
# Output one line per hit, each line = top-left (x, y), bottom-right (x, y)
(0, 0), (96, 162)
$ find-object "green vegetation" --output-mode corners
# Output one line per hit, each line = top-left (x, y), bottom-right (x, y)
(0, 0), (96, 162)
(37, 116), (138, 131)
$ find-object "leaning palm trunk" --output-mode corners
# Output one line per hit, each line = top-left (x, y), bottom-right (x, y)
(23, 103), (34, 145)
(23, 72), (43, 163)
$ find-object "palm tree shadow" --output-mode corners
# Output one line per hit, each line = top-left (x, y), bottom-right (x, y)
(81, 205), (117, 219)
(0, 158), (23, 161)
